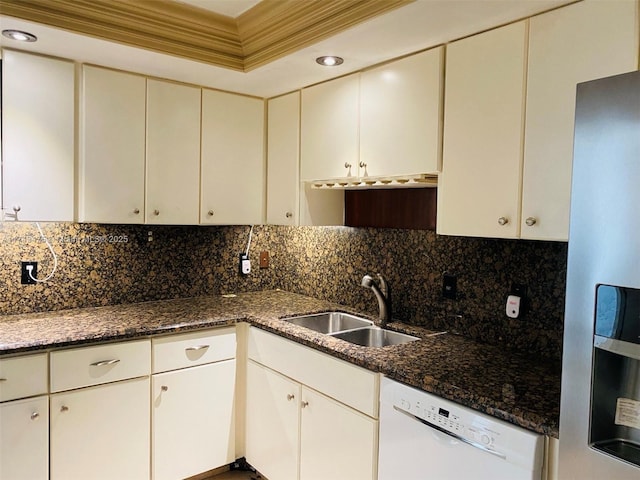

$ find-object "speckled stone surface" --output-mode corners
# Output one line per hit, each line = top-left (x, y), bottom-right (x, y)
(0, 290), (561, 438)
(0, 223), (567, 360)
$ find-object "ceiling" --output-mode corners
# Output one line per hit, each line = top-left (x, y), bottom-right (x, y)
(0, 0), (574, 98)
(177, 0), (262, 17)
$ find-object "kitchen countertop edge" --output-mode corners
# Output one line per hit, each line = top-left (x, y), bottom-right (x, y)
(0, 290), (560, 438)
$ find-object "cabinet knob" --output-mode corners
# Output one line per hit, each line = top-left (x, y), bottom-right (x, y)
(525, 217), (537, 226)
(153, 209), (160, 216)
(285, 212), (293, 219)
(301, 401), (309, 408)
(60, 405), (69, 413)
(13, 205), (21, 213)
(344, 162), (352, 169)
(497, 217), (509, 226)
(359, 161), (367, 168)
(207, 210), (214, 217)
(161, 386), (169, 392)
(286, 394), (295, 401)
(30, 412), (40, 421)
(133, 208), (140, 215)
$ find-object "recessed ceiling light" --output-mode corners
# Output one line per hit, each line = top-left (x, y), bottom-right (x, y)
(316, 56), (344, 67)
(2, 30), (38, 42)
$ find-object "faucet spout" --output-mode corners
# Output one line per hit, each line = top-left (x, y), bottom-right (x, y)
(361, 274), (391, 327)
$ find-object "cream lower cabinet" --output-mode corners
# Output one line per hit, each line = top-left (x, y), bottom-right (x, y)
(246, 327), (379, 480)
(246, 361), (300, 480)
(0, 396), (49, 480)
(0, 352), (49, 480)
(152, 328), (237, 480)
(49, 339), (151, 480)
(50, 377), (150, 480)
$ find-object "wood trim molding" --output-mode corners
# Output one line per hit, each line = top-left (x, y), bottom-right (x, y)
(0, 0), (413, 72)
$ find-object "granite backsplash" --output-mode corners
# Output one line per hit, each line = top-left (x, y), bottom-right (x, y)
(0, 222), (567, 359)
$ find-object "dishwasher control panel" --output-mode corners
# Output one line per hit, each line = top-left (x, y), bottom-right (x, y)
(395, 390), (499, 450)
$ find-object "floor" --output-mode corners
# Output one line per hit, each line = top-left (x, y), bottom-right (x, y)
(210, 471), (263, 480)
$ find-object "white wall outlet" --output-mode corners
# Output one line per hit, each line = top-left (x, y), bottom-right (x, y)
(506, 295), (521, 318)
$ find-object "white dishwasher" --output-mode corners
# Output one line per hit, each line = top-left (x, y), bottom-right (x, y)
(379, 377), (545, 480)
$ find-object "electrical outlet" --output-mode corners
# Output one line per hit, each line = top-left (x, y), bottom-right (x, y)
(239, 253), (250, 275)
(442, 273), (457, 299)
(21, 261), (38, 285)
(259, 251), (270, 269)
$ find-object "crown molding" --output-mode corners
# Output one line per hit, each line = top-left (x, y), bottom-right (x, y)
(237, 0), (413, 71)
(0, 0), (413, 72)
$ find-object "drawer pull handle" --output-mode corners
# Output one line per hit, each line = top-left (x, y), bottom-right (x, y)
(185, 345), (209, 352)
(31, 412), (40, 420)
(60, 406), (69, 413)
(287, 394), (295, 401)
(90, 359), (120, 367)
(0, 378), (6, 382)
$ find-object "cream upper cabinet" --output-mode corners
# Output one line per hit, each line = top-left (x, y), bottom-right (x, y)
(359, 46), (444, 177)
(267, 92), (300, 225)
(146, 79), (201, 225)
(201, 89), (265, 225)
(1, 50), (75, 222)
(438, 21), (528, 239)
(79, 66), (146, 223)
(522, 0), (640, 241)
(301, 73), (360, 181)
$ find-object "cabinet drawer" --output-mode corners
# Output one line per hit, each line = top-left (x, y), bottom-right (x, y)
(152, 327), (236, 374)
(248, 327), (379, 418)
(0, 353), (48, 402)
(50, 339), (150, 392)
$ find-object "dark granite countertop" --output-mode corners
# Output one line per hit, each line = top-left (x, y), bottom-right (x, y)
(0, 289), (561, 438)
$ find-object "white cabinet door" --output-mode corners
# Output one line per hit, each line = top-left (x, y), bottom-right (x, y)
(152, 360), (236, 480)
(300, 386), (378, 480)
(438, 21), (528, 239)
(79, 66), (146, 223)
(246, 360), (300, 480)
(1, 50), (75, 222)
(523, 0), (639, 241)
(301, 73), (360, 181)
(360, 47), (444, 177)
(0, 396), (49, 480)
(146, 79), (201, 225)
(201, 89), (264, 225)
(50, 377), (150, 480)
(267, 92), (300, 225)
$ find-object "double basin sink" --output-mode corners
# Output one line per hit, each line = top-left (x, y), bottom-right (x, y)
(283, 312), (419, 347)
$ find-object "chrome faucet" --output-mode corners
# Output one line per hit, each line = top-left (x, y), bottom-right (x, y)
(361, 274), (391, 327)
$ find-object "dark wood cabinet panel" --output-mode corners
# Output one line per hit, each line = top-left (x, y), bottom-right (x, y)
(345, 188), (436, 230)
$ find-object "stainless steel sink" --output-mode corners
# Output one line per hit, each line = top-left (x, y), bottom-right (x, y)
(284, 312), (374, 334)
(330, 327), (419, 347)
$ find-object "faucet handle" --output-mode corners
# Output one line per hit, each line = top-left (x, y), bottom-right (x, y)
(376, 274), (389, 297)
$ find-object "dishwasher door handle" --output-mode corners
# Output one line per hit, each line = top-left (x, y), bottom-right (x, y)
(392, 405), (507, 460)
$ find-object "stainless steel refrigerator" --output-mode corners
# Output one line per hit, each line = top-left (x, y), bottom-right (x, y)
(559, 70), (640, 478)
